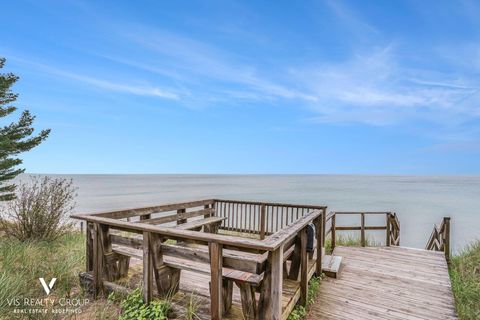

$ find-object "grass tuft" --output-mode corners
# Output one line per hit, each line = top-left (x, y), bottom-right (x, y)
(0, 232), (85, 319)
(449, 240), (480, 320)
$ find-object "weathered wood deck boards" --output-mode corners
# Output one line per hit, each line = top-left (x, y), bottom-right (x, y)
(308, 246), (457, 320)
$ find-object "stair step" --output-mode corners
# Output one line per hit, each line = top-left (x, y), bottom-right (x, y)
(322, 255), (342, 278)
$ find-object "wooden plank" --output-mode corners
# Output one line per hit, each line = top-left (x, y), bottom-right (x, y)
(88, 199), (215, 219)
(71, 214), (275, 251)
(307, 246), (457, 320)
(110, 234), (263, 273)
(209, 242), (223, 320)
(174, 216), (226, 230)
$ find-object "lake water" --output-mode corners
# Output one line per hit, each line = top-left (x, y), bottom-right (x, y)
(24, 174), (480, 252)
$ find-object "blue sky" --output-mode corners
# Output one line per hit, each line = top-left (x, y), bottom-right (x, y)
(1, 0), (480, 174)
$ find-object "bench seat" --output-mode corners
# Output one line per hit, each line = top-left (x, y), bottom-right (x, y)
(174, 216), (226, 230)
(112, 245), (263, 286)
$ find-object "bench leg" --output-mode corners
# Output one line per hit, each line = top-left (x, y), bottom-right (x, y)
(236, 281), (257, 320)
(155, 266), (181, 297)
(283, 261), (289, 279)
(204, 223), (220, 234)
(222, 279), (233, 315)
(118, 256), (130, 278)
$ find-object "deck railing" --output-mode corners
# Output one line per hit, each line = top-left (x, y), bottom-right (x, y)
(72, 199), (327, 320)
(426, 217), (451, 262)
(326, 211), (400, 250)
(215, 199), (327, 239)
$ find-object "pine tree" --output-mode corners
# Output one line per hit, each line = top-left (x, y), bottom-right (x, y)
(0, 57), (50, 201)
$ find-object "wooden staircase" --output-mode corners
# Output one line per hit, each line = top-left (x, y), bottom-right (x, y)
(321, 254), (342, 278)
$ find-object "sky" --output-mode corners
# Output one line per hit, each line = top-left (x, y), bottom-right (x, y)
(1, 0), (480, 174)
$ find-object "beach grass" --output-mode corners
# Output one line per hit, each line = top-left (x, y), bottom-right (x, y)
(0, 232), (85, 319)
(325, 233), (377, 254)
(449, 240), (480, 320)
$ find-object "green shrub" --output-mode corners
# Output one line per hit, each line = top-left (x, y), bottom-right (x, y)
(0, 176), (76, 241)
(119, 288), (171, 320)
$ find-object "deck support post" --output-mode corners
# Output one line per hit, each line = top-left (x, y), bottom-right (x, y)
(300, 227), (308, 306)
(142, 231), (153, 304)
(259, 246), (283, 320)
(209, 242), (223, 320)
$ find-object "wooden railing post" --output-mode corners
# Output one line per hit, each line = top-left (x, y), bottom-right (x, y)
(143, 231), (153, 304)
(322, 209), (327, 244)
(331, 214), (336, 250)
(209, 242), (223, 320)
(360, 213), (366, 247)
(259, 246), (283, 320)
(92, 223), (102, 298)
(260, 204), (266, 240)
(300, 227), (308, 306)
(86, 222), (93, 272)
(314, 209), (325, 277)
(177, 208), (186, 225)
(386, 213), (391, 246)
(443, 217), (451, 263)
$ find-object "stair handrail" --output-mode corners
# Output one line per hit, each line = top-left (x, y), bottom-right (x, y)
(426, 217), (451, 263)
(386, 212), (400, 246)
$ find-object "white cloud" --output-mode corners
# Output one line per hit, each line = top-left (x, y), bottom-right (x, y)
(9, 56), (179, 100)
(289, 47), (480, 125)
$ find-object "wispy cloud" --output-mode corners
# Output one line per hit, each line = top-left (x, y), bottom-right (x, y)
(9, 56), (179, 100)
(289, 46), (480, 126)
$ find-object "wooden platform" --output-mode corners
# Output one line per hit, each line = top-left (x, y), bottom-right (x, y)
(308, 246), (457, 320)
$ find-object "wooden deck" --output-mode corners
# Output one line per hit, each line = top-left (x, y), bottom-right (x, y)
(308, 246), (457, 320)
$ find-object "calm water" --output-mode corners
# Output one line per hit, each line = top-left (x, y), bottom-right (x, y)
(27, 174), (480, 252)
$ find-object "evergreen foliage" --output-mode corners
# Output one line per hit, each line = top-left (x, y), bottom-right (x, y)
(0, 57), (50, 201)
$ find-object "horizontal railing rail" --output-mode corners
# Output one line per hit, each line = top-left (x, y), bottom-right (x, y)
(327, 211), (399, 250)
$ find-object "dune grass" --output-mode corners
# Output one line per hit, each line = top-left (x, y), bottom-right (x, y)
(449, 240), (480, 320)
(0, 232), (85, 319)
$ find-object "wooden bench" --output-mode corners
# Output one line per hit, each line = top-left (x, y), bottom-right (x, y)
(174, 216), (226, 233)
(112, 244), (262, 318)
